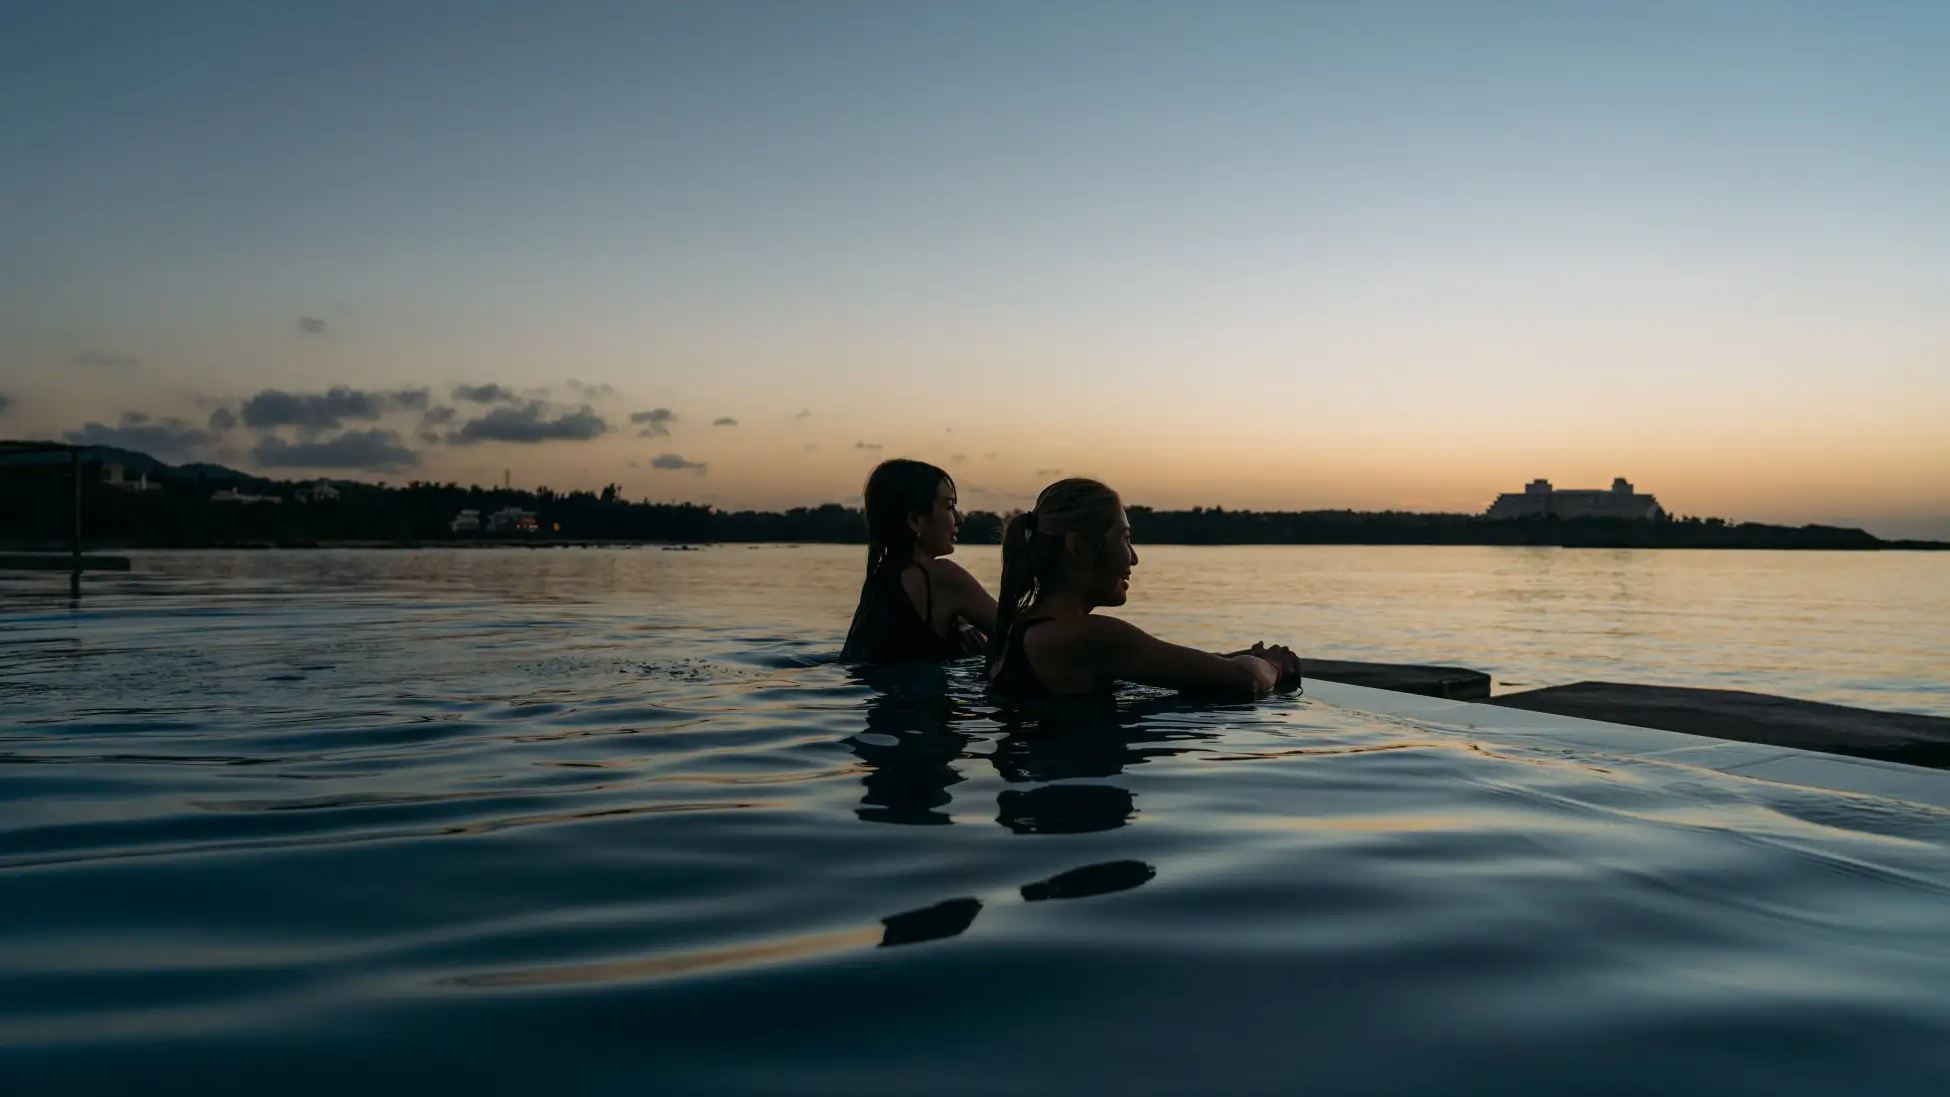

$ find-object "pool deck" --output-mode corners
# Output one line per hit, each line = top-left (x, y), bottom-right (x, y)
(1304, 678), (1950, 811)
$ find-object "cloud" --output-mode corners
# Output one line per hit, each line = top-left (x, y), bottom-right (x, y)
(208, 407), (238, 431)
(449, 401), (608, 444)
(1035, 468), (1063, 476)
(452, 383), (519, 404)
(651, 453), (707, 473)
(297, 316), (326, 335)
(795, 410), (812, 419)
(254, 429), (421, 471)
(855, 441), (883, 450)
(713, 417), (738, 427)
(0, 394), (11, 416)
(630, 408), (677, 437)
(240, 386), (421, 431)
(567, 379), (617, 399)
(64, 413), (214, 463)
(420, 405), (457, 426)
(75, 351), (140, 369)
(950, 453), (967, 463)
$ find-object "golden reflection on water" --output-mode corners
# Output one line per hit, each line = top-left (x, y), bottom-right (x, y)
(457, 925), (885, 987)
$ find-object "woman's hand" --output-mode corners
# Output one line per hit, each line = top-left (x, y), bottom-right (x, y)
(1248, 642), (1302, 688)
(955, 620), (989, 656)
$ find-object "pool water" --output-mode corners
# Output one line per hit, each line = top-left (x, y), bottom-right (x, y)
(4, 548), (1949, 1094)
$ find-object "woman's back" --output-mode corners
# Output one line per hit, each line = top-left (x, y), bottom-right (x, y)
(843, 562), (965, 664)
(989, 615), (1057, 695)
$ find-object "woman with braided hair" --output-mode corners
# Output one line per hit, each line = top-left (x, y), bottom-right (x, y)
(986, 477), (1302, 696)
(841, 459), (998, 663)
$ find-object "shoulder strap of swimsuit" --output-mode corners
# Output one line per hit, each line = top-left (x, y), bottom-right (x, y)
(898, 561), (937, 628)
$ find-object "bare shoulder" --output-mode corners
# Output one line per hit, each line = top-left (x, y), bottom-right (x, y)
(1058, 614), (1151, 649)
(922, 557), (988, 596)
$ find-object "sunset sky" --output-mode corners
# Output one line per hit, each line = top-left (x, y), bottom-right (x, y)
(3, 2), (1945, 534)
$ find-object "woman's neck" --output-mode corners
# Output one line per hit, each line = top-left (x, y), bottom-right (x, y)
(908, 546), (939, 565)
(1030, 587), (1094, 618)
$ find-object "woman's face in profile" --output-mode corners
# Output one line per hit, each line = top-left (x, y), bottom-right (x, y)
(910, 478), (963, 557)
(1083, 508), (1137, 607)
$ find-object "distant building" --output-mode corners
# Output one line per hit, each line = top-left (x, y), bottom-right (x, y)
(450, 509), (481, 533)
(1485, 477), (1665, 521)
(487, 506), (539, 533)
(101, 463), (159, 492)
(211, 488), (280, 505)
(294, 480), (340, 502)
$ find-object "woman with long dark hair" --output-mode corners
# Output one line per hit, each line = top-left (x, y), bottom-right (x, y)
(841, 459), (998, 663)
(987, 477), (1301, 695)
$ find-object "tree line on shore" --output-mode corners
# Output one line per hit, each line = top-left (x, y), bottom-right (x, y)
(1, 456), (1918, 551)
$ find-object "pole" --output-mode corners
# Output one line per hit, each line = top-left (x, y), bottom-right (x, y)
(71, 448), (83, 597)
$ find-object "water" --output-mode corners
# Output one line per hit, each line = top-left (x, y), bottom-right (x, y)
(4, 546), (1949, 1094)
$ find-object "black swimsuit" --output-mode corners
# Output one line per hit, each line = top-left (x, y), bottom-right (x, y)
(988, 616), (1056, 695)
(842, 564), (967, 664)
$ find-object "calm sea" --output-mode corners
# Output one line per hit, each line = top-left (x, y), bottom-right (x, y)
(4, 546), (1949, 1094)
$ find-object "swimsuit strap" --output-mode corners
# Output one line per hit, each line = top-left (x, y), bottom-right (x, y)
(900, 561), (937, 633)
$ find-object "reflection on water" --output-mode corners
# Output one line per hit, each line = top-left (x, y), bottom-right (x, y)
(4, 549), (1950, 1094)
(847, 662), (1216, 835)
(1021, 860), (1157, 902)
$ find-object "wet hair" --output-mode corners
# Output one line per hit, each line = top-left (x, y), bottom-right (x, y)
(842, 459), (953, 659)
(986, 477), (1123, 673)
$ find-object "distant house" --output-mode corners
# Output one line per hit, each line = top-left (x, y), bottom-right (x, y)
(450, 509), (481, 533)
(101, 463), (160, 492)
(211, 488), (280, 505)
(488, 506), (540, 533)
(1485, 477), (1665, 521)
(294, 480), (340, 502)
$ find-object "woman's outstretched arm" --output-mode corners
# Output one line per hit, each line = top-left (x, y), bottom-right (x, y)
(1058, 616), (1286, 694)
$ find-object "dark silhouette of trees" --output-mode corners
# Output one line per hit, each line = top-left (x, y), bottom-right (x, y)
(0, 452), (1924, 551)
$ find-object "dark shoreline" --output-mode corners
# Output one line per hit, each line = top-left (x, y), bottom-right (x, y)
(4, 537), (1947, 553)
(5, 440), (1945, 553)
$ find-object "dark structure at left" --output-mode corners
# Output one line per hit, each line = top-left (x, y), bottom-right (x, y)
(0, 442), (133, 594)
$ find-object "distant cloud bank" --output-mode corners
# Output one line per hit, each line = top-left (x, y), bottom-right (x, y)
(255, 429), (420, 471)
(630, 408), (677, 437)
(651, 453), (707, 473)
(64, 413), (215, 464)
(453, 383), (518, 404)
(240, 387), (426, 431)
(450, 402), (608, 444)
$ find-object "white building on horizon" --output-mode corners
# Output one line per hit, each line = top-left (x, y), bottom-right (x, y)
(1485, 477), (1665, 521)
(101, 463), (160, 492)
(294, 480), (340, 502)
(486, 506), (539, 533)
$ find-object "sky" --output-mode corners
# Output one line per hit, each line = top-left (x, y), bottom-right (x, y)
(2, 1), (1946, 534)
